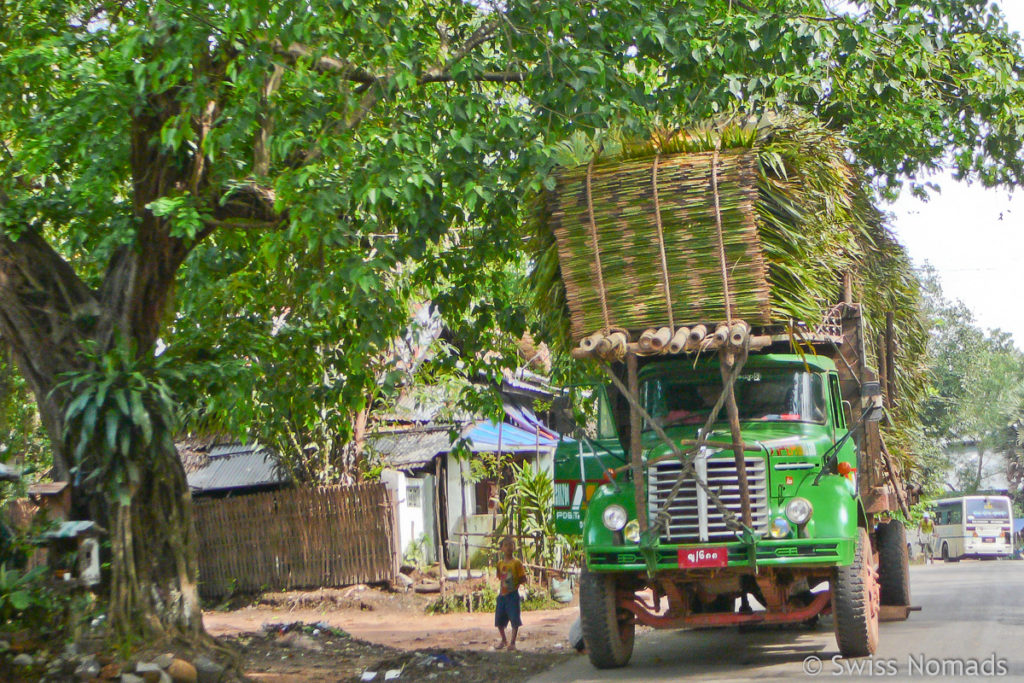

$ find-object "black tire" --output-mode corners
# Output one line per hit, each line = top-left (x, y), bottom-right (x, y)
(876, 519), (911, 606)
(579, 569), (635, 669)
(832, 527), (879, 658)
(941, 542), (958, 562)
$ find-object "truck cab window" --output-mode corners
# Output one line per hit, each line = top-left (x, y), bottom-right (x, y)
(642, 369), (827, 428)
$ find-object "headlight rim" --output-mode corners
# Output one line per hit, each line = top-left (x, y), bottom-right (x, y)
(784, 497), (814, 526)
(602, 504), (628, 531)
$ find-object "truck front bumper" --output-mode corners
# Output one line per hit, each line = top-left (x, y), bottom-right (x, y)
(586, 537), (856, 572)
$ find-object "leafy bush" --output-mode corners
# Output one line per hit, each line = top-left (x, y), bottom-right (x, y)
(402, 533), (431, 570)
(0, 564), (60, 632)
(494, 462), (581, 570)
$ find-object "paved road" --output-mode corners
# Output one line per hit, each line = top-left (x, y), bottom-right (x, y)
(532, 561), (1024, 681)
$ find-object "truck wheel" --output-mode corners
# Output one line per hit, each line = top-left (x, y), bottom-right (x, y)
(832, 527), (879, 657)
(579, 569), (635, 668)
(876, 519), (911, 606)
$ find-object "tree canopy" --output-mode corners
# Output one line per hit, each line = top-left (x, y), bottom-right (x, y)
(918, 267), (1024, 496)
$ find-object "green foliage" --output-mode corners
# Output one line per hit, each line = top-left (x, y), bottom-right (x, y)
(0, 355), (50, 493)
(402, 533), (431, 571)
(425, 584), (497, 615)
(57, 339), (182, 504)
(0, 563), (74, 635)
(917, 267), (1024, 495)
(495, 462), (581, 570)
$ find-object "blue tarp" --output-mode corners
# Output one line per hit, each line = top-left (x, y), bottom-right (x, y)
(461, 420), (559, 453)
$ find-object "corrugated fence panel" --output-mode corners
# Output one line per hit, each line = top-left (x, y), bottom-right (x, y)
(192, 483), (397, 600)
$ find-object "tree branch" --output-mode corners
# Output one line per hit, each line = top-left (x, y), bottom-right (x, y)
(272, 41), (379, 83)
(255, 64), (285, 177)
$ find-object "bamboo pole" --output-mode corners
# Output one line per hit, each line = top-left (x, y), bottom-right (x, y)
(627, 353), (648, 532)
(877, 332), (889, 411)
(712, 324), (729, 346)
(885, 312), (897, 406)
(638, 328), (657, 351)
(720, 347), (753, 529)
(668, 326), (691, 354)
(571, 331), (770, 360)
(650, 326), (672, 351)
(580, 332), (603, 352)
(728, 321), (750, 350)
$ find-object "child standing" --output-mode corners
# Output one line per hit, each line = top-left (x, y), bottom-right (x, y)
(495, 536), (526, 651)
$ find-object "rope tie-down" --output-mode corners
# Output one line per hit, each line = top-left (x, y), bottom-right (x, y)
(600, 146), (760, 576)
(600, 335), (759, 578)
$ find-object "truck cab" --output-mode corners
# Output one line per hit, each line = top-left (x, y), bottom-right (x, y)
(585, 354), (859, 573)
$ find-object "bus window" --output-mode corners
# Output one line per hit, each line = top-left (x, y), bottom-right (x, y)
(966, 497), (1011, 522)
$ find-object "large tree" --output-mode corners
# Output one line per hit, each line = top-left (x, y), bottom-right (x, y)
(919, 267), (1024, 494)
(2, 0), (1024, 644)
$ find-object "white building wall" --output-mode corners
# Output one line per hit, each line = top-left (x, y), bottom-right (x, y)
(380, 469), (435, 562)
(446, 454), (475, 546)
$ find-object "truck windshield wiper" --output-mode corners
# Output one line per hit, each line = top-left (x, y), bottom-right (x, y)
(812, 404), (880, 486)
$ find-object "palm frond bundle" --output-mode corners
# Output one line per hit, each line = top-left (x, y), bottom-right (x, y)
(530, 114), (879, 343)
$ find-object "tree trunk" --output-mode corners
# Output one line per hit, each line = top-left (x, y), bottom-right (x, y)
(975, 449), (986, 492)
(0, 229), (208, 645)
(108, 439), (205, 641)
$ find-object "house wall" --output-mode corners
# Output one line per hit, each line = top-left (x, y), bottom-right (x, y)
(380, 469), (437, 564)
(445, 454), (476, 555)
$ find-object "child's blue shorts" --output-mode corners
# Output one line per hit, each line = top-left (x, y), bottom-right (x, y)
(495, 591), (522, 628)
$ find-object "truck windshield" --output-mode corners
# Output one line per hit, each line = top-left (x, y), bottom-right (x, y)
(642, 369), (826, 428)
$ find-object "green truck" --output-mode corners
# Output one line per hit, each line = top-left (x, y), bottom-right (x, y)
(538, 121), (920, 668)
(554, 305), (915, 668)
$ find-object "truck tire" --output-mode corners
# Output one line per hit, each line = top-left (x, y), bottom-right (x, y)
(579, 569), (635, 668)
(832, 527), (879, 658)
(876, 519), (911, 606)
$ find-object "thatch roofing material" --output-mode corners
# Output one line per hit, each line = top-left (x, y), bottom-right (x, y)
(547, 149), (771, 340)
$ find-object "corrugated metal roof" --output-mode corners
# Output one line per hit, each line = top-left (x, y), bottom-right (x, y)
(366, 427), (455, 469)
(186, 443), (286, 493)
(461, 421), (559, 454)
(367, 420), (561, 471)
(42, 520), (103, 539)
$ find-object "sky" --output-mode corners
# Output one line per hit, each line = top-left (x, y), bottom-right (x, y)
(888, 1), (1024, 345)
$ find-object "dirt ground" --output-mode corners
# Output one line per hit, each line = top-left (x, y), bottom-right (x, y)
(203, 583), (581, 682)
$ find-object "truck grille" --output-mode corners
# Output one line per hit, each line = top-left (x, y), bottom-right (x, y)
(647, 454), (770, 544)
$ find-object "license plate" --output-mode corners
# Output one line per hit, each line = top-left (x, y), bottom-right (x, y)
(678, 546), (728, 568)
(983, 537), (996, 543)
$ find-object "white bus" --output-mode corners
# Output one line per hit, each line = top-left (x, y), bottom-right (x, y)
(933, 495), (1014, 561)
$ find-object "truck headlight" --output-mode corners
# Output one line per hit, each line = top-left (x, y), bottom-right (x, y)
(624, 519), (640, 543)
(785, 498), (813, 526)
(602, 505), (628, 531)
(769, 517), (791, 539)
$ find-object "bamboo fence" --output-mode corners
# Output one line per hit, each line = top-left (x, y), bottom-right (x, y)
(192, 483), (398, 599)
